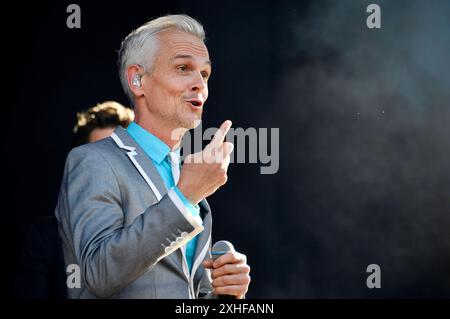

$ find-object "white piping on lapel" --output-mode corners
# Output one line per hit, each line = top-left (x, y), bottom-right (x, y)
(180, 246), (191, 297)
(180, 246), (189, 280)
(110, 132), (162, 201)
(181, 235), (211, 299)
(191, 234), (211, 280)
(189, 235), (211, 298)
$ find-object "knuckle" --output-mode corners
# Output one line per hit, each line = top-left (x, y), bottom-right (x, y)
(211, 270), (219, 279)
(222, 276), (231, 285)
(224, 141), (232, 149)
(245, 264), (251, 273)
(224, 264), (233, 274)
(216, 278), (225, 287)
(225, 251), (234, 258)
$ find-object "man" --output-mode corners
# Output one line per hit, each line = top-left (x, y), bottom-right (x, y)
(15, 101), (133, 298)
(56, 14), (250, 298)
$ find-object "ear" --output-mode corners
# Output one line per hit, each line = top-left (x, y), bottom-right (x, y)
(126, 65), (145, 98)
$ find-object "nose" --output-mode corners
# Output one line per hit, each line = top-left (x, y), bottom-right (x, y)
(190, 72), (207, 92)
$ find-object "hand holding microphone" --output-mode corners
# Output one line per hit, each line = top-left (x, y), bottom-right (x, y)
(178, 122), (251, 298)
(203, 240), (251, 299)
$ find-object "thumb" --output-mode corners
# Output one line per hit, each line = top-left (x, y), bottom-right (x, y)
(203, 259), (214, 269)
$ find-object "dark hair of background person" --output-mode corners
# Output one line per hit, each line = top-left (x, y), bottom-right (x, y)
(72, 101), (134, 147)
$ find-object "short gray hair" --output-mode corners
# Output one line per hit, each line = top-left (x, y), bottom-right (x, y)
(118, 14), (206, 104)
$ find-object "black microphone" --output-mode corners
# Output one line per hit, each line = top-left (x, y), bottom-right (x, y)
(211, 240), (236, 299)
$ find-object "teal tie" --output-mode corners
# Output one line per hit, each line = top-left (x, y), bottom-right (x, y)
(168, 151), (180, 185)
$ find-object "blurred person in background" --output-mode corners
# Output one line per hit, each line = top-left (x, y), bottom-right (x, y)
(14, 101), (133, 298)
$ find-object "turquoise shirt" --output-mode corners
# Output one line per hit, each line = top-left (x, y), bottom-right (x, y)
(127, 122), (201, 272)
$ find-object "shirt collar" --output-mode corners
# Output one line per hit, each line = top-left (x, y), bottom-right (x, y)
(127, 122), (179, 164)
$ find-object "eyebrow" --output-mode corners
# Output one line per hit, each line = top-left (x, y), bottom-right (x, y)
(171, 54), (212, 66)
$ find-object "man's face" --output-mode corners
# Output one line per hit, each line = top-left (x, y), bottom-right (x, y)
(142, 29), (211, 130)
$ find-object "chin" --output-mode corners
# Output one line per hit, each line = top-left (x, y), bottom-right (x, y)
(180, 115), (202, 130)
(191, 118), (202, 129)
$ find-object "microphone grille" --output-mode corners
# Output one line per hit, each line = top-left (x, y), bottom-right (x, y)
(211, 240), (235, 255)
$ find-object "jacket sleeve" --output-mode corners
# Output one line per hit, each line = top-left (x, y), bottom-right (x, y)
(56, 145), (204, 298)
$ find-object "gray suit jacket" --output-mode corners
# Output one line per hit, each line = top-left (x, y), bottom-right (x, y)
(55, 126), (214, 299)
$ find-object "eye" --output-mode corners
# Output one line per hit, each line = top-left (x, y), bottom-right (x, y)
(177, 65), (188, 72)
(201, 71), (210, 79)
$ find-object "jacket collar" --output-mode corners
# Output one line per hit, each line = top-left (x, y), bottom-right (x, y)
(111, 126), (167, 201)
(126, 122), (176, 164)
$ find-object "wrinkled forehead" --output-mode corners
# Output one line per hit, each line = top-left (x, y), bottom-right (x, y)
(156, 29), (210, 61)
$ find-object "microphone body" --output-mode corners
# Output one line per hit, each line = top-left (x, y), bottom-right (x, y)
(211, 240), (236, 299)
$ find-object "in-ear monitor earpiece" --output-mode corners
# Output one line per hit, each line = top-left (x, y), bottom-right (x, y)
(132, 74), (142, 87)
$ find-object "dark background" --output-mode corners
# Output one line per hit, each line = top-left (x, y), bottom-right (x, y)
(2, 0), (450, 298)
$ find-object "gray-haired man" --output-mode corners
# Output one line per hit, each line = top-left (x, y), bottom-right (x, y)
(56, 14), (250, 298)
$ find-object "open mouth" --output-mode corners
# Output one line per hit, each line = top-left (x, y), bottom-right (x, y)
(187, 100), (203, 108)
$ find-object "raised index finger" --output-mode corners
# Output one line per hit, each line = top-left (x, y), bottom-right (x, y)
(208, 120), (232, 148)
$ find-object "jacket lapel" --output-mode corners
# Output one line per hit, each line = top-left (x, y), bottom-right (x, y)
(191, 199), (212, 283)
(111, 127), (188, 279)
(110, 126), (167, 200)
